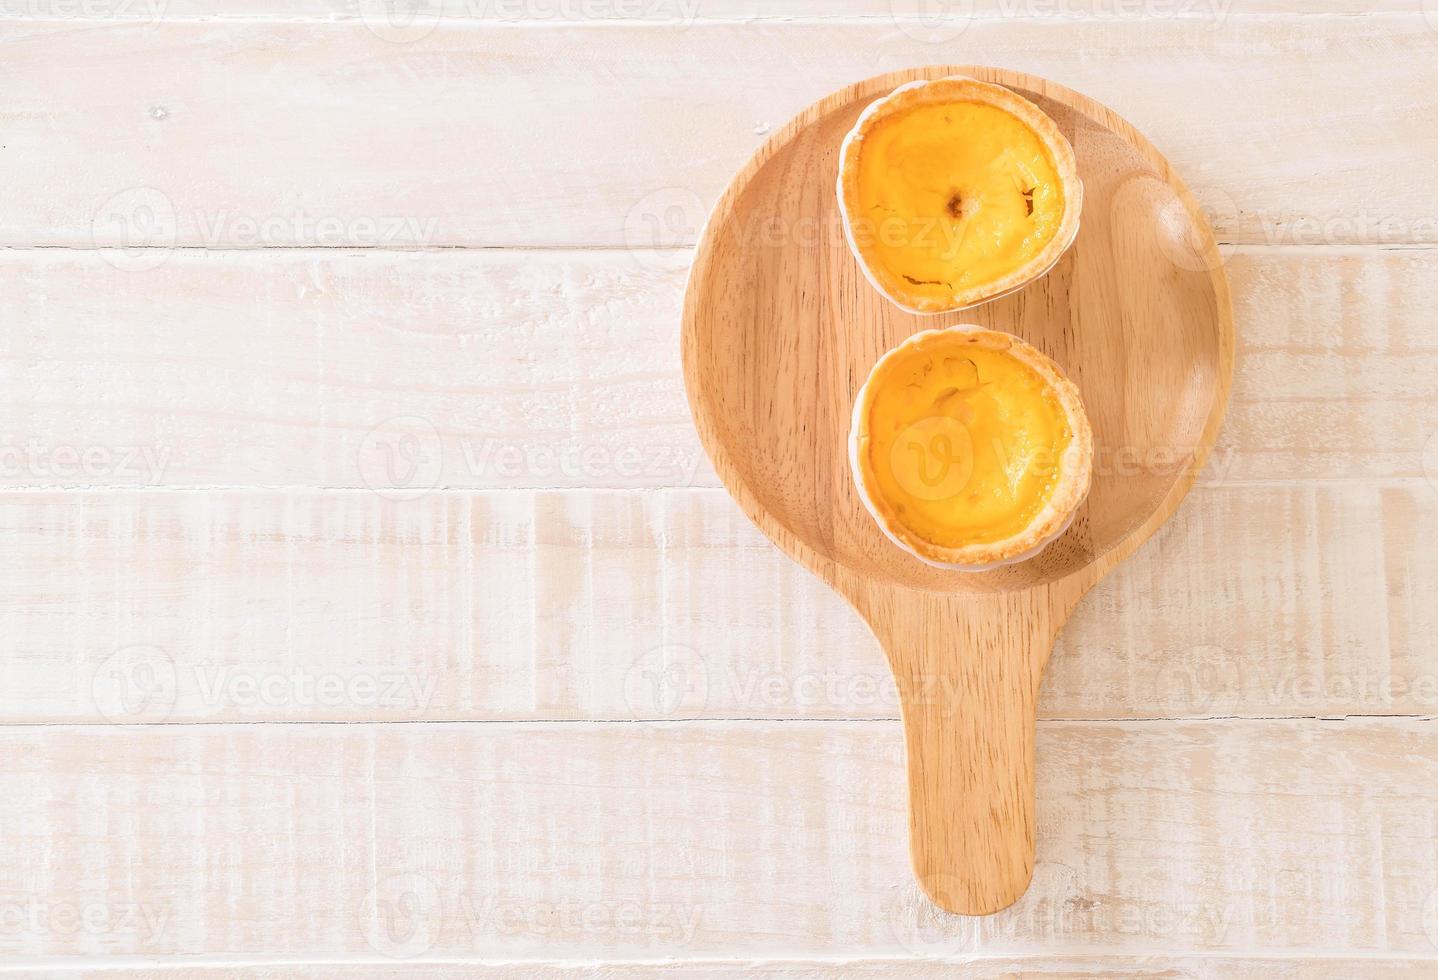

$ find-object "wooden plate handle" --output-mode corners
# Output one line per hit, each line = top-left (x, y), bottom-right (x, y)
(857, 587), (1064, 915)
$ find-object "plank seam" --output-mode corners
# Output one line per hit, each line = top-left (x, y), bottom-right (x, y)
(0, 11), (1429, 26)
(0, 715), (1431, 729)
(1, 949), (1437, 971)
(2, 242), (1437, 254)
(0, 477), (1430, 493)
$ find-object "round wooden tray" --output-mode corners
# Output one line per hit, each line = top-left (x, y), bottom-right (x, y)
(681, 67), (1234, 915)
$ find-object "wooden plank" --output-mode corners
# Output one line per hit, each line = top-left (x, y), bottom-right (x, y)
(11, 957), (1438, 978)
(0, 719), (1435, 960)
(1, 482), (1433, 724)
(0, 248), (1433, 490)
(0, 249), (708, 491)
(1, 17), (1435, 247)
(5, 0), (1427, 21)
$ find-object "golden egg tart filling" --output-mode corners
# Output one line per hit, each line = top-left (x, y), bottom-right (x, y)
(850, 327), (1093, 569)
(838, 76), (1082, 314)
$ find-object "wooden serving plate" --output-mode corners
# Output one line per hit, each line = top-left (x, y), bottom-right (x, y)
(681, 67), (1234, 915)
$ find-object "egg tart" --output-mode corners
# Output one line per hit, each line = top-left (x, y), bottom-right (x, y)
(850, 327), (1093, 569)
(837, 76), (1082, 314)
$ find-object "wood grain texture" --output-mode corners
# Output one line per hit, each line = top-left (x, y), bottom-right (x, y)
(0, 1), (1432, 969)
(7, 0), (1428, 19)
(2, 247), (1432, 489)
(1, 719), (1436, 961)
(1, 482), (1433, 724)
(11, 958), (1438, 978)
(16, 962), (1438, 980)
(1, 16), (1436, 247)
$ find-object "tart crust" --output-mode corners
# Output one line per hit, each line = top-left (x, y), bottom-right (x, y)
(837, 76), (1084, 315)
(849, 326), (1094, 570)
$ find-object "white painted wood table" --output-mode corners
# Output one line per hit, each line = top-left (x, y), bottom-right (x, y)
(2, 1), (1437, 975)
